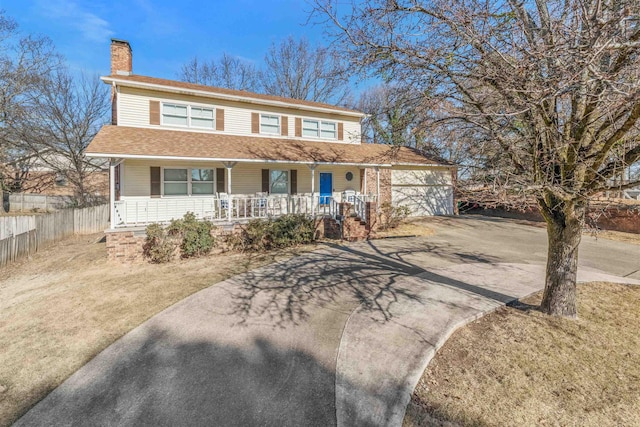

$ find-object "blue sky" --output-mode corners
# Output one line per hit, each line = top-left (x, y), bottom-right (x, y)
(1, 0), (329, 79)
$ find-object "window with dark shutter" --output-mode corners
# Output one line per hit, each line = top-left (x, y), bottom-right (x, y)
(216, 168), (226, 194)
(281, 116), (289, 136)
(338, 122), (344, 140)
(290, 170), (297, 194)
(150, 167), (161, 197)
(262, 169), (270, 193)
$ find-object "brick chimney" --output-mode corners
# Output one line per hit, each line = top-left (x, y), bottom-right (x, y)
(110, 38), (132, 76)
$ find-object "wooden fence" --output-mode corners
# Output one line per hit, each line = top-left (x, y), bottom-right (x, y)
(0, 204), (109, 267)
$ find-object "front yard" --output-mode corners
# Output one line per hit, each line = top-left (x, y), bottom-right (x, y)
(405, 282), (640, 426)
(0, 234), (315, 426)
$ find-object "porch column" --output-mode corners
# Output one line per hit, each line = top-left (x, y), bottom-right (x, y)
(223, 162), (237, 221)
(363, 167), (368, 195)
(109, 158), (123, 229)
(375, 167), (381, 212)
(308, 164), (317, 215)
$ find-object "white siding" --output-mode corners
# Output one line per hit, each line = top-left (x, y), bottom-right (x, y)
(117, 86), (362, 144)
(391, 168), (454, 216)
(121, 159), (361, 199)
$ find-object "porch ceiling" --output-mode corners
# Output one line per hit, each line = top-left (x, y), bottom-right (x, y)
(86, 126), (451, 168)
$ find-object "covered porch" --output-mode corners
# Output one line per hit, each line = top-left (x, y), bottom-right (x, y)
(109, 158), (383, 228)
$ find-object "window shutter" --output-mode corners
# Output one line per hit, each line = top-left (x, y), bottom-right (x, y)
(281, 116), (288, 136)
(262, 169), (270, 193)
(295, 118), (302, 137)
(338, 122), (344, 140)
(149, 101), (160, 125)
(150, 167), (161, 198)
(290, 170), (297, 195)
(251, 112), (259, 134)
(216, 168), (226, 194)
(216, 109), (225, 131)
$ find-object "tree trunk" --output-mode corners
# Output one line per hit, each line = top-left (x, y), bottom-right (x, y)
(538, 198), (585, 318)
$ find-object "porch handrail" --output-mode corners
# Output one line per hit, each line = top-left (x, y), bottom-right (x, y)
(112, 194), (330, 228)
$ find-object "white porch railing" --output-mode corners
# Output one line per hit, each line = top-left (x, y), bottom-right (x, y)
(112, 195), (346, 228)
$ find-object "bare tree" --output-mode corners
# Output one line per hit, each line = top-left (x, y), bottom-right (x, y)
(0, 11), (60, 191)
(8, 71), (110, 206)
(313, 0), (640, 317)
(179, 53), (260, 92)
(358, 85), (422, 146)
(260, 36), (351, 104)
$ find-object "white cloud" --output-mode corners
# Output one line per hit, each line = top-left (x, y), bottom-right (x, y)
(37, 0), (114, 43)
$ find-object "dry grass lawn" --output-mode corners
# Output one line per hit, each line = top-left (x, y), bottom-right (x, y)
(0, 234), (316, 427)
(375, 219), (435, 238)
(586, 229), (640, 245)
(405, 282), (640, 427)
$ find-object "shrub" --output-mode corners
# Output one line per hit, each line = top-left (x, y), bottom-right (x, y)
(379, 202), (411, 230)
(168, 212), (215, 258)
(143, 223), (177, 263)
(227, 214), (316, 252)
(143, 212), (216, 262)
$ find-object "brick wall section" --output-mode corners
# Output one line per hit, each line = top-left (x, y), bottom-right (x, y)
(366, 202), (379, 232)
(106, 230), (145, 263)
(465, 204), (640, 234)
(364, 168), (392, 204)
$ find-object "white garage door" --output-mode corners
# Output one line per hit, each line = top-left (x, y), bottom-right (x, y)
(391, 169), (454, 216)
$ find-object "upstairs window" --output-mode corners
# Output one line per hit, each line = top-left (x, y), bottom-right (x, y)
(161, 103), (215, 129)
(302, 119), (319, 137)
(260, 114), (280, 134)
(321, 121), (337, 139)
(191, 107), (214, 129)
(302, 119), (337, 139)
(162, 104), (188, 126)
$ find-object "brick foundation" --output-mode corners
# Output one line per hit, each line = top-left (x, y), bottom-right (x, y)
(106, 201), (383, 263)
(105, 229), (146, 263)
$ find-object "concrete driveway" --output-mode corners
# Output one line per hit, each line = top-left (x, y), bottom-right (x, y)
(16, 216), (640, 427)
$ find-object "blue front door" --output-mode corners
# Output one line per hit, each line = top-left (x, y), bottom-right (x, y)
(319, 172), (332, 205)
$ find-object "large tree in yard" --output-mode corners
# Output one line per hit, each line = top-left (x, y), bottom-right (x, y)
(313, 0), (640, 317)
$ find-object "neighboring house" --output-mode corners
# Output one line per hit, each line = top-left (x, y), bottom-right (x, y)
(86, 39), (455, 233)
(1, 151), (108, 198)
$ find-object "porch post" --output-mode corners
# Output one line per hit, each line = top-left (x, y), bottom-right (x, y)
(109, 158), (123, 229)
(375, 167), (381, 212)
(223, 162), (237, 221)
(308, 164), (317, 215)
(363, 167), (368, 195)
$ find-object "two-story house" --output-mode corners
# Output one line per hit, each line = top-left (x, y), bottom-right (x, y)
(86, 39), (454, 246)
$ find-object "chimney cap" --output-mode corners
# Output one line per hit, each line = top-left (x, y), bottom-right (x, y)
(111, 38), (132, 50)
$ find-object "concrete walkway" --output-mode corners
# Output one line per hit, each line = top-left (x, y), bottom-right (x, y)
(15, 217), (640, 427)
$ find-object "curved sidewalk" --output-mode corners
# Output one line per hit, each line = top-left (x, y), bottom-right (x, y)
(335, 262), (640, 426)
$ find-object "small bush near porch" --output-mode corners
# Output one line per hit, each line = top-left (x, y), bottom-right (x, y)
(144, 212), (216, 263)
(227, 214), (317, 252)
